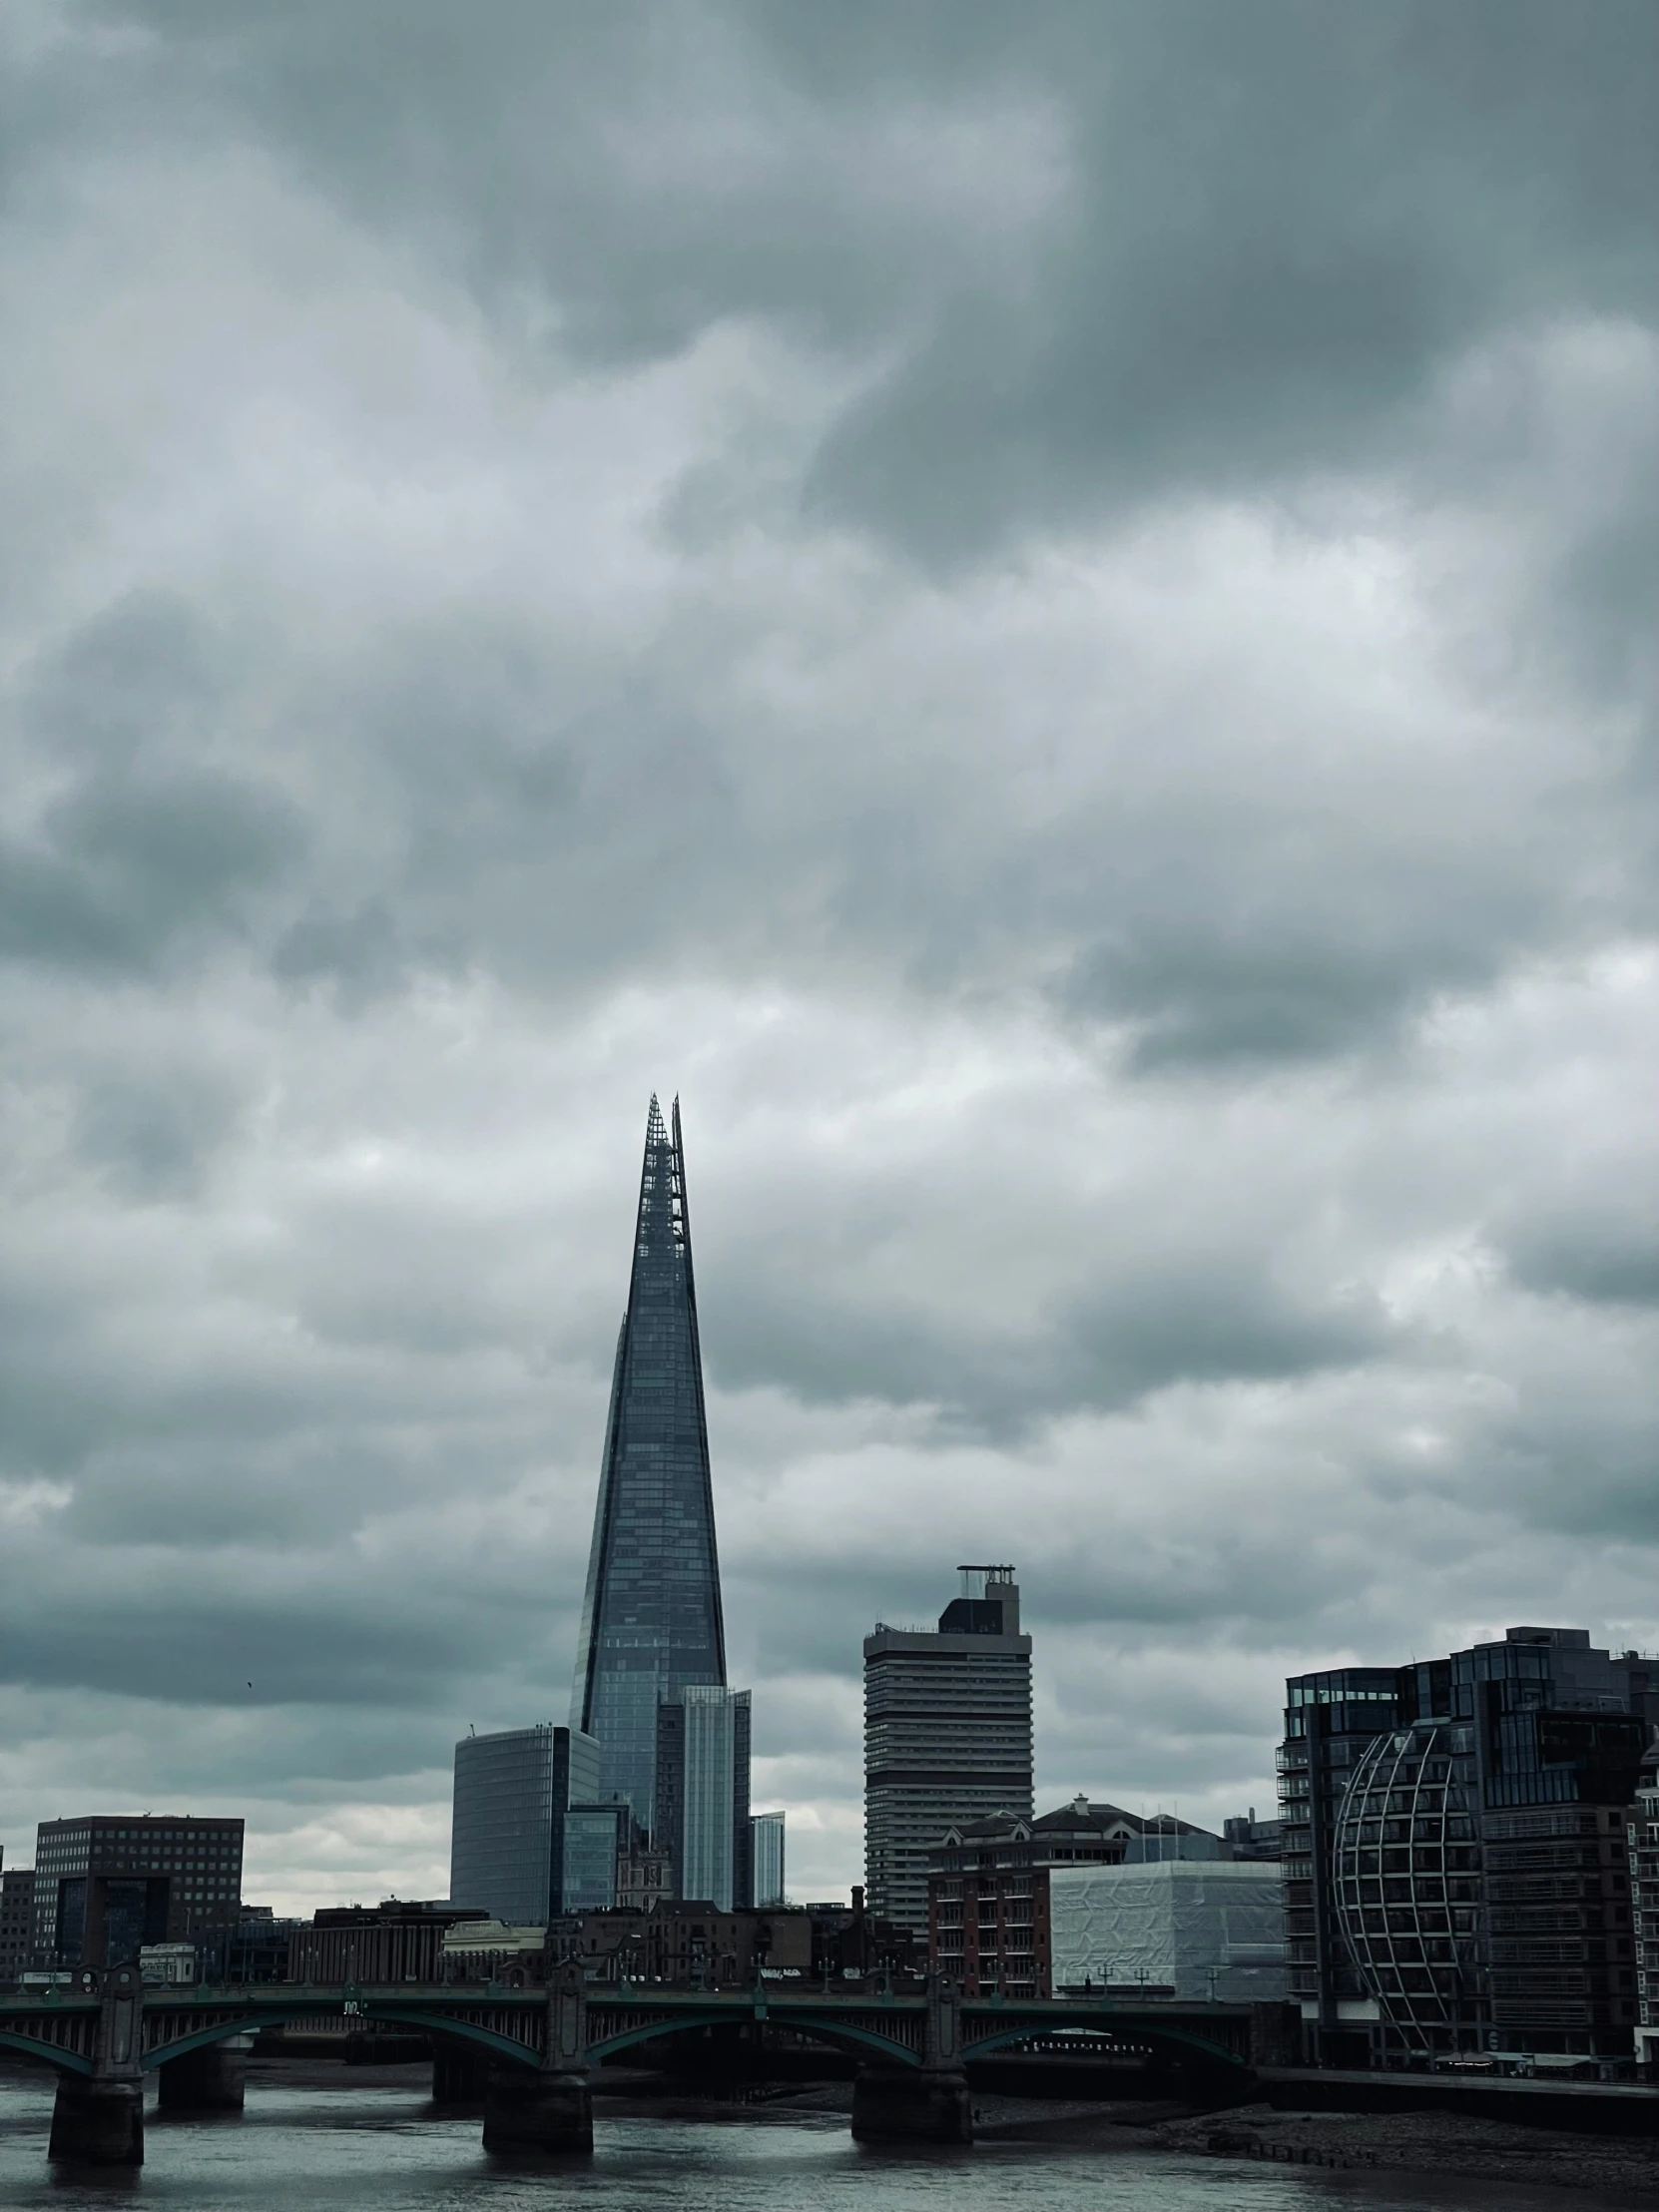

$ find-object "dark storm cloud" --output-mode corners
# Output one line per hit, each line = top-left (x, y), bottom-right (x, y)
(3, 593), (302, 974)
(707, 1231), (1392, 1437)
(90, 5), (1659, 562)
(805, 3), (1659, 555)
(0, 767), (300, 974)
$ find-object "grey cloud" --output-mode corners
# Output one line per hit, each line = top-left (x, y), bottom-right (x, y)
(803, 3), (1659, 556)
(276, 899), (414, 1009)
(21, 593), (225, 767)
(707, 1252), (1390, 1439)
(72, 1063), (243, 1201)
(1505, 1212), (1659, 1310)
(0, 768), (303, 975)
(0, 2), (1652, 1907)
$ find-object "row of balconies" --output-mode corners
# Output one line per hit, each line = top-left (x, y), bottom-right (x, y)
(1488, 1938), (1630, 1964)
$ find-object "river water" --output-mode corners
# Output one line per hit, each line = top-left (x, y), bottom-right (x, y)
(0, 2071), (1633, 2211)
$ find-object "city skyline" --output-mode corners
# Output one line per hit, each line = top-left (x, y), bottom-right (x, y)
(0, 6), (1654, 1919)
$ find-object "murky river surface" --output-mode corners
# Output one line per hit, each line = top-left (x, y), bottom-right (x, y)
(0, 2071), (1636, 2211)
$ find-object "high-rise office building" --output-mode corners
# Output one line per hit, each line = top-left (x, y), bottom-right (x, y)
(1280, 1626), (1651, 2063)
(449, 1724), (601, 1924)
(571, 1096), (728, 1833)
(751, 1812), (787, 1909)
(31, 1816), (244, 1967)
(863, 1565), (1033, 1935)
(656, 1686), (753, 1911)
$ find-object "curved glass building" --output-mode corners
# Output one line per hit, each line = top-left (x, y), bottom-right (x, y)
(1331, 1722), (1486, 2056)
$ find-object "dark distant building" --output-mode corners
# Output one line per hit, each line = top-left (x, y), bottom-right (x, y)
(32, 1816), (244, 1969)
(927, 1799), (1225, 1997)
(549, 1899), (812, 1987)
(449, 1724), (602, 1923)
(1224, 1812), (1285, 1862)
(806, 1888), (924, 1984)
(571, 1096), (730, 1837)
(1281, 1626), (1650, 2063)
(1, 1861), (35, 1982)
(196, 1906), (301, 1985)
(655, 1686), (753, 1911)
(288, 1900), (487, 1984)
(864, 1566), (1033, 1933)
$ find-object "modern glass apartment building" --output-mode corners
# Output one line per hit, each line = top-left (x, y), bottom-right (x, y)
(1281, 1627), (1652, 2061)
(864, 1567), (1033, 1935)
(571, 1097), (728, 1833)
(751, 1813), (787, 1909)
(449, 1724), (601, 1925)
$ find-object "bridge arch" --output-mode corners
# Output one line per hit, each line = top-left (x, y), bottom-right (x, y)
(960, 2017), (1250, 2074)
(587, 2011), (920, 2071)
(0, 2027), (95, 2077)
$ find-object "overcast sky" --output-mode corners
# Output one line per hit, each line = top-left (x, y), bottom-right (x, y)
(1, 2), (1655, 1914)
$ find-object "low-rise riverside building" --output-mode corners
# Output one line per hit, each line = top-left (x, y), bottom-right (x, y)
(1048, 1860), (1289, 2000)
(439, 1920), (549, 1980)
(806, 1888), (923, 1984)
(287, 1900), (488, 1984)
(548, 1900), (813, 1986)
(926, 1799), (1225, 1997)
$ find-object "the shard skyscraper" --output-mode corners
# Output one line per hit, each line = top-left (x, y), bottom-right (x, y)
(571, 1096), (728, 1834)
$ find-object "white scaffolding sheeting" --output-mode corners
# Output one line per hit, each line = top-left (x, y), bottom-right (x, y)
(1049, 1861), (1289, 2000)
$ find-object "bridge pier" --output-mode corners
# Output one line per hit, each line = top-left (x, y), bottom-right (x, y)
(850, 2064), (972, 2143)
(158, 2038), (248, 2112)
(49, 2078), (146, 2166)
(850, 1968), (971, 2146)
(48, 1966), (145, 2168)
(482, 1962), (593, 2156)
(482, 2066), (593, 2152)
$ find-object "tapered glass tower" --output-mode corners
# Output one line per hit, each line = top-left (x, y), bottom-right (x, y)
(571, 1096), (727, 1832)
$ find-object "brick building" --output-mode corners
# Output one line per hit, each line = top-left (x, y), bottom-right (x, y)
(927, 1799), (1221, 1997)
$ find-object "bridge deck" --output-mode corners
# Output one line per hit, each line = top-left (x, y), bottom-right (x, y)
(0, 1984), (1256, 2078)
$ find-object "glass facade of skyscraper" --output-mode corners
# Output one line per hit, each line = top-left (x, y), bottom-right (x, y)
(562, 1803), (632, 1912)
(751, 1812), (786, 1909)
(654, 1686), (752, 1912)
(1281, 1627), (1652, 2061)
(571, 1097), (727, 1834)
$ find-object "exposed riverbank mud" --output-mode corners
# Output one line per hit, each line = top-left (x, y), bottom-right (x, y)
(1154, 2101), (1659, 2200)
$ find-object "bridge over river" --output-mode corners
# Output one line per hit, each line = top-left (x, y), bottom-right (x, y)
(0, 1963), (1270, 2167)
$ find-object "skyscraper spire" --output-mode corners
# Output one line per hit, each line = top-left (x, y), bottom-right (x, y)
(571, 1095), (727, 1831)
